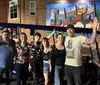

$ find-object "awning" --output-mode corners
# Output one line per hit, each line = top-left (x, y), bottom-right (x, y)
(0, 23), (100, 34)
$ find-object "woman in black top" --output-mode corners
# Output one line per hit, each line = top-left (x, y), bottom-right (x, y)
(41, 37), (52, 85)
(53, 33), (66, 85)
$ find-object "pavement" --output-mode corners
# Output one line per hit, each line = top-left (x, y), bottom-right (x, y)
(0, 73), (44, 85)
(0, 72), (100, 85)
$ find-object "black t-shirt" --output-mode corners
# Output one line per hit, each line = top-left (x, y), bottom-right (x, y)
(53, 46), (66, 66)
(42, 51), (52, 61)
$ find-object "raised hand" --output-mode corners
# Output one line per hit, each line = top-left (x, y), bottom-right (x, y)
(91, 17), (98, 30)
(52, 28), (56, 34)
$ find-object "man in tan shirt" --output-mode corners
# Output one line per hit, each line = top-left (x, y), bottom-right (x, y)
(64, 17), (98, 85)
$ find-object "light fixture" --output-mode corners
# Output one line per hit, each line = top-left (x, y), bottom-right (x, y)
(79, 0), (87, 3)
(57, 0), (68, 2)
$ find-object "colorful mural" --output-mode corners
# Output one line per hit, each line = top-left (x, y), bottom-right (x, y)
(46, 1), (100, 29)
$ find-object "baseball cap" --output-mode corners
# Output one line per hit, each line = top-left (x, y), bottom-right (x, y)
(2, 28), (10, 33)
(66, 24), (75, 30)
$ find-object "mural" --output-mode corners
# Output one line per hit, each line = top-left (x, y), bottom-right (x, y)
(46, 1), (100, 57)
(46, 1), (100, 29)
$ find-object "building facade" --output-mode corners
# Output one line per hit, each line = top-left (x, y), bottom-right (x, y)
(0, 0), (8, 23)
(7, 0), (100, 44)
(0, 0), (8, 36)
(8, 0), (63, 42)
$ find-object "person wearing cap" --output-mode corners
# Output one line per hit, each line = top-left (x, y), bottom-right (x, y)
(0, 28), (16, 85)
(64, 17), (98, 85)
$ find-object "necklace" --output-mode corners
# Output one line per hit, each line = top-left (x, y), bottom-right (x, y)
(44, 48), (48, 53)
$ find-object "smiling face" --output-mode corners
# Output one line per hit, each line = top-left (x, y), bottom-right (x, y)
(42, 37), (49, 48)
(33, 32), (41, 43)
(42, 39), (47, 47)
(34, 35), (40, 43)
(66, 28), (75, 37)
(20, 33), (27, 42)
(2, 32), (10, 41)
(56, 34), (64, 44)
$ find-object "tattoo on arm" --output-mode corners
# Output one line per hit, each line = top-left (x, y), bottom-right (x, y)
(85, 30), (96, 44)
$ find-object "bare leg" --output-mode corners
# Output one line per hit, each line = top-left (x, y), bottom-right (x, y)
(44, 72), (49, 85)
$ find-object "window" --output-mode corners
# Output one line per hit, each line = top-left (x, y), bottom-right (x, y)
(29, 1), (36, 16)
(9, 0), (18, 19)
(10, 5), (17, 19)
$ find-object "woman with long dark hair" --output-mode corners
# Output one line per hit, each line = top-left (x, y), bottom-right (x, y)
(41, 37), (52, 85)
(53, 33), (66, 85)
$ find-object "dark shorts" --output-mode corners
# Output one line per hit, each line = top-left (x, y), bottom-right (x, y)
(43, 63), (50, 73)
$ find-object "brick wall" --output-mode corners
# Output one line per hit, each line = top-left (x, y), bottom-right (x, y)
(7, 0), (79, 42)
(0, 0), (8, 23)
(7, 0), (100, 56)
(8, 0), (61, 43)
(8, 0), (100, 45)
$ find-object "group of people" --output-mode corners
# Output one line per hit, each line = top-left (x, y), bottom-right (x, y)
(0, 17), (98, 85)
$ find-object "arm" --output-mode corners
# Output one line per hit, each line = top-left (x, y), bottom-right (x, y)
(84, 17), (98, 44)
(28, 63), (32, 72)
(28, 50), (32, 72)
(49, 59), (52, 72)
(13, 43), (18, 64)
(48, 47), (52, 72)
(47, 29), (55, 39)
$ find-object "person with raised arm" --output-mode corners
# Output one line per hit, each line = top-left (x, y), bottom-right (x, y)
(64, 17), (98, 85)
